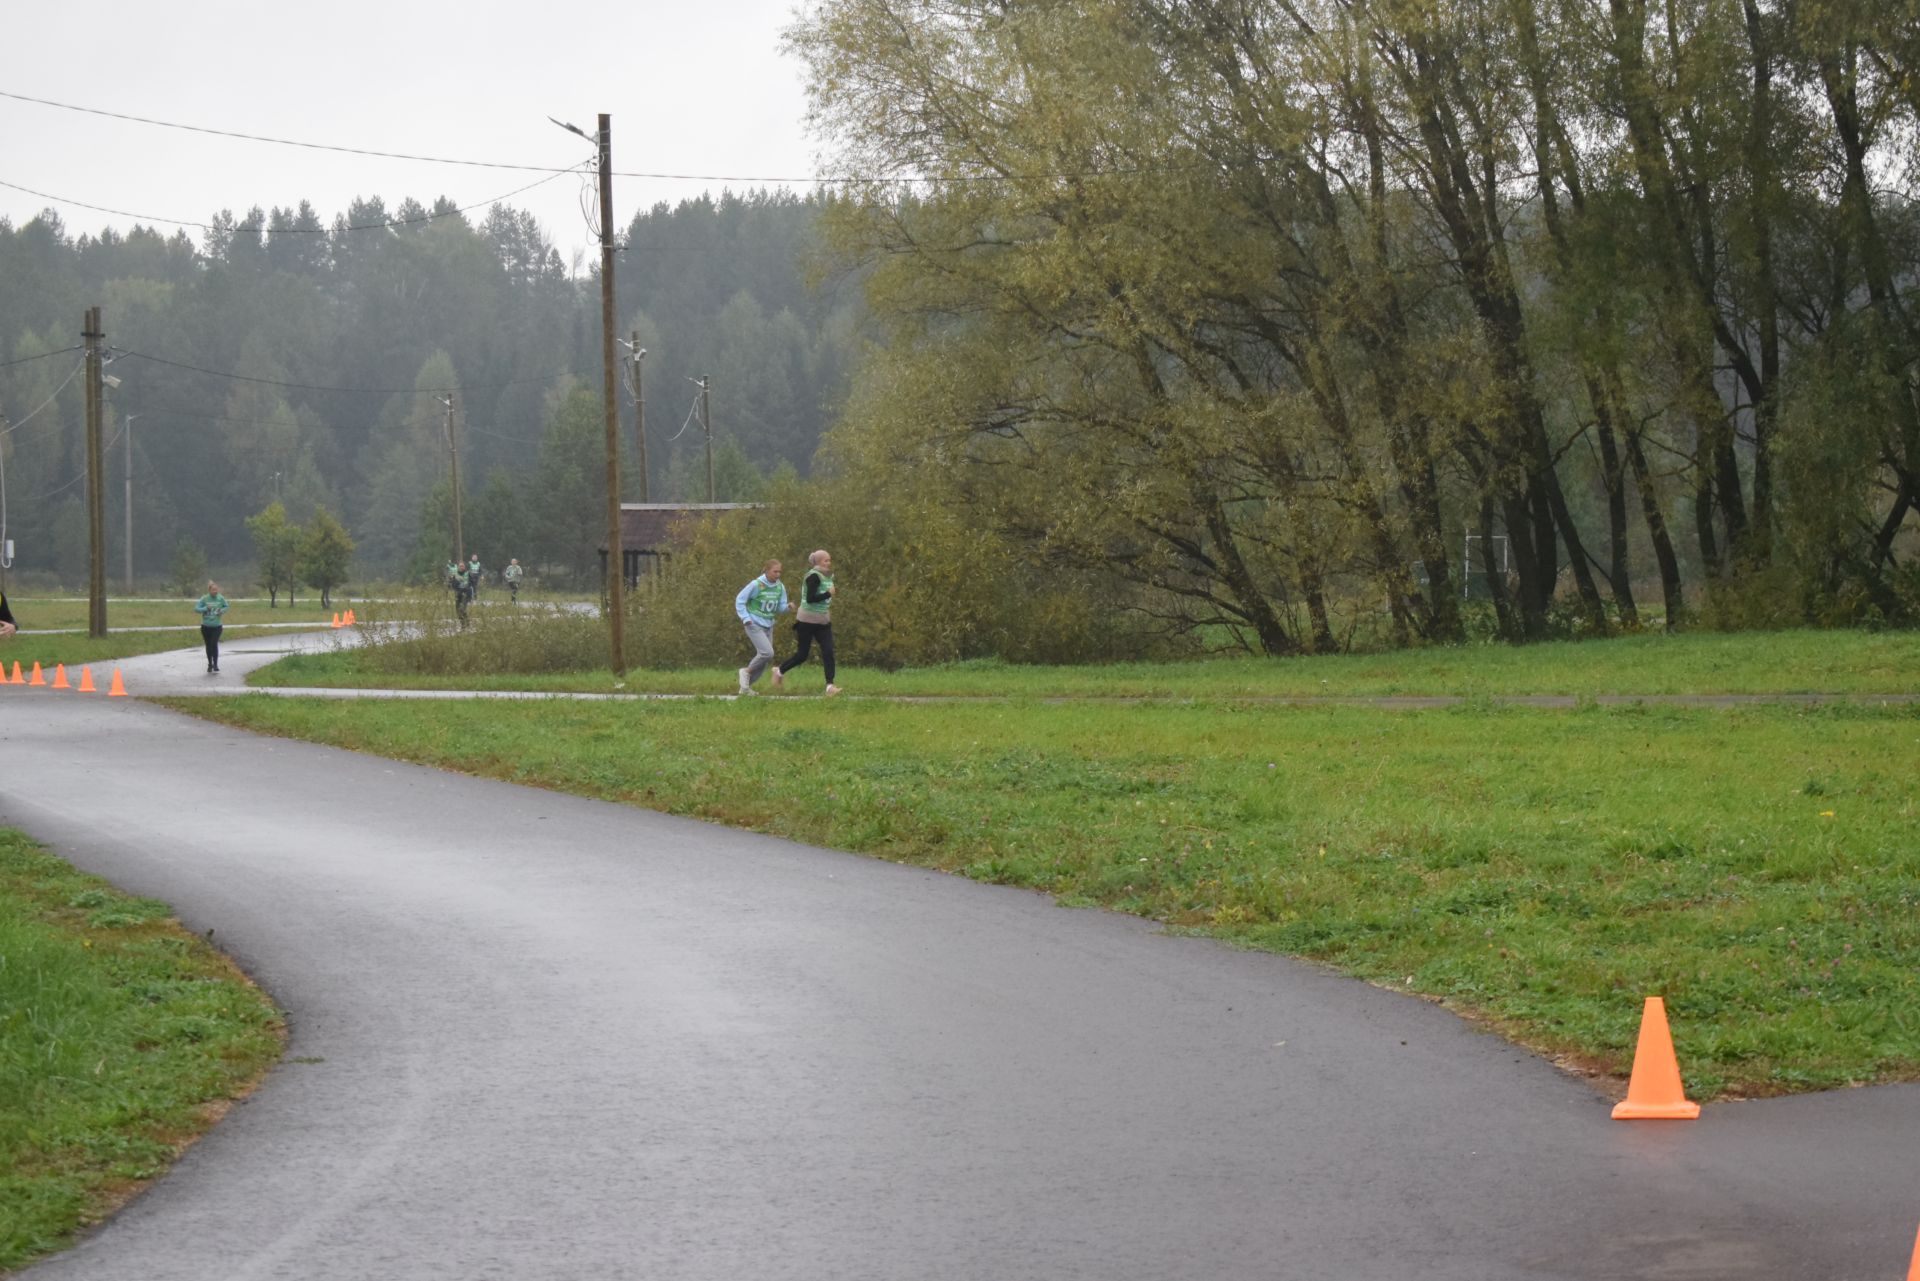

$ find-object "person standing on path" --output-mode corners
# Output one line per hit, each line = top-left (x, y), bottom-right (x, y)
(194, 581), (229, 673)
(504, 558), (523, 603)
(733, 559), (790, 696)
(447, 557), (471, 625)
(774, 549), (839, 696)
(468, 554), (484, 600)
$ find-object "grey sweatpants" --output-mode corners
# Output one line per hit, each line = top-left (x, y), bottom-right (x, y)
(742, 622), (776, 684)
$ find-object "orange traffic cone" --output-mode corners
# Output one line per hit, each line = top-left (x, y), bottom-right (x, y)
(344, 608), (356, 625)
(1612, 996), (1700, 1119)
(76, 666), (96, 693)
(330, 612), (342, 628)
(7, 661), (20, 684)
(1906, 1222), (1919, 1281)
(107, 668), (128, 697)
(29, 661), (45, 686)
(51, 663), (70, 690)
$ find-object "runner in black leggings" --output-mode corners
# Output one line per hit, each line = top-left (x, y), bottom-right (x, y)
(773, 549), (839, 696)
(194, 581), (230, 674)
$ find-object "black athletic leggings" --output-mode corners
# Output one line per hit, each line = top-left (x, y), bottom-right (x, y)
(779, 622), (834, 683)
(201, 624), (222, 667)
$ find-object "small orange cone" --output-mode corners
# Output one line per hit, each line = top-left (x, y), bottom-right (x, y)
(76, 666), (96, 692)
(107, 668), (128, 697)
(1906, 1222), (1920, 1281)
(8, 660), (21, 683)
(1612, 996), (1700, 1119)
(29, 661), (45, 686)
(344, 608), (356, 625)
(330, 612), (342, 628)
(51, 663), (70, 690)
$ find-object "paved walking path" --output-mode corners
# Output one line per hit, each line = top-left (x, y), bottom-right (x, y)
(1, 649), (1916, 1277)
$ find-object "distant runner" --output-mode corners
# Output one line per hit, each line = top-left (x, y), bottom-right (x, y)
(504, 558), (524, 603)
(468, 554), (484, 599)
(774, 548), (839, 696)
(448, 558), (470, 625)
(733, 559), (791, 696)
(194, 581), (230, 674)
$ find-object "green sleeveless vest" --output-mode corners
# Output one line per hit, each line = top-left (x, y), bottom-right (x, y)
(798, 569), (833, 623)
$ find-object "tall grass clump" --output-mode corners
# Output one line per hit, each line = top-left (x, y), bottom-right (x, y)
(341, 592), (614, 677)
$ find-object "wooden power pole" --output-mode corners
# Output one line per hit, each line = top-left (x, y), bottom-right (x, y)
(124, 414), (135, 593)
(597, 113), (626, 677)
(631, 332), (648, 503)
(699, 375), (714, 503)
(441, 393), (464, 562)
(83, 306), (106, 638)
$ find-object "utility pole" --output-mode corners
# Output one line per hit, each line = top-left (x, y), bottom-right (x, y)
(83, 306), (106, 637)
(596, 113), (626, 677)
(123, 413), (137, 593)
(439, 394), (464, 562)
(698, 374), (714, 503)
(630, 333), (649, 503)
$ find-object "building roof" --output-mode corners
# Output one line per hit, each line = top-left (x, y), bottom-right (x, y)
(603, 503), (765, 554)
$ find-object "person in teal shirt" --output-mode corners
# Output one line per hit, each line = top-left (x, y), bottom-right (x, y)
(194, 581), (229, 673)
(732, 559), (790, 695)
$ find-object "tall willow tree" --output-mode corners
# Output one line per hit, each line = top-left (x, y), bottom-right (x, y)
(792, 0), (1920, 645)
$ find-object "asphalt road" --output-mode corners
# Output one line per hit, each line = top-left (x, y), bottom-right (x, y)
(2, 677), (1916, 1278)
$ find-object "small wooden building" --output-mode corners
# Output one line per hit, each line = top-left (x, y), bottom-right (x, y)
(597, 503), (763, 587)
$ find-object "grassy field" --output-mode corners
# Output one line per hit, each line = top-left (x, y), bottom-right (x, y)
(0, 830), (282, 1273)
(1, 627), (285, 673)
(178, 690), (1920, 1101)
(9, 598), (345, 631)
(249, 628), (1920, 697)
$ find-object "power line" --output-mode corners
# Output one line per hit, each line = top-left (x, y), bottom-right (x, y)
(0, 88), (1213, 185)
(0, 344), (84, 368)
(151, 407), (544, 447)
(664, 390), (704, 443)
(110, 348), (576, 396)
(0, 88), (576, 174)
(0, 166), (585, 235)
(466, 423), (546, 445)
(26, 417), (123, 502)
(0, 358), (85, 435)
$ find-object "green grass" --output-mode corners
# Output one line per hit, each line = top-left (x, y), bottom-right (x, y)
(11, 598), (344, 630)
(2, 627), (286, 672)
(176, 692), (1920, 1101)
(0, 830), (283, 1273)
(247, 628), (1920, 697)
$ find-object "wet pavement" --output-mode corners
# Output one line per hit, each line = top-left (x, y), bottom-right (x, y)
(0, 676), (1915, 1278)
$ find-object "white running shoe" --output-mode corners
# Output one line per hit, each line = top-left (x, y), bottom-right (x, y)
(824, 683), (841, 696)
(737, 667), (752, 695)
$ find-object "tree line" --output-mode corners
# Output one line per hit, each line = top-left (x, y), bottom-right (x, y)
(780, 0), (1920, 651)
(0, 189), (859, 583)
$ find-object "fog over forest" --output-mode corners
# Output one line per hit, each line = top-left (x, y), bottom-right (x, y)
(0, 189), (856, 582)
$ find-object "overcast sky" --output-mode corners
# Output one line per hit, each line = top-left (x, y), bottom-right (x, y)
(2, 0), (823, 266)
